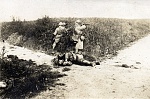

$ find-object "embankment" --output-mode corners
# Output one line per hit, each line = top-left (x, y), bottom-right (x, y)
(1, 17), (150, 60)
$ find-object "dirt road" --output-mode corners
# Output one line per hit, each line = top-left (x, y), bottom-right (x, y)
(59, 34), (150, 99)
(1, 34), (150, 99)
(0, 43), (55, 66)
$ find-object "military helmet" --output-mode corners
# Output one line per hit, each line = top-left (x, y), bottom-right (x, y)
(75, 19), (82, 24)
(59, 22), (66, 26)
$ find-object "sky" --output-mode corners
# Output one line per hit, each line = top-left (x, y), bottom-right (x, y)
(0, 0), (150, 22)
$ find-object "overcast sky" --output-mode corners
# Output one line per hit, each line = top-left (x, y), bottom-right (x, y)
(0, 0), (150, 22)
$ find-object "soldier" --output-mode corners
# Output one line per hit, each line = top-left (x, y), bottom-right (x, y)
(53, 50), (100, 67)
(52, 22), (67, 50)
(72, 20), (87, 53)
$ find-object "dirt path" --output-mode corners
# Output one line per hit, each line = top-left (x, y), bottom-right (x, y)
(59, 34), (150, 99)
(0, 43), (55, 66)
(1, 35), (150, 99)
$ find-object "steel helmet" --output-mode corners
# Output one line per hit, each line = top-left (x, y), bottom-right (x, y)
(75, 19), (82, 23)
(59, 22), (66, 26)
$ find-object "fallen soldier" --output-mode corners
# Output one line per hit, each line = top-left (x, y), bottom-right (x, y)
(53, 50), (100, 67)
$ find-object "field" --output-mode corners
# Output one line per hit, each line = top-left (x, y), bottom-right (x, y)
(1, 17), (150, 60)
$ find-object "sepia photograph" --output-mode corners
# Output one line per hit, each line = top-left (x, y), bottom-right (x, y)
(0, 0), (150, 99)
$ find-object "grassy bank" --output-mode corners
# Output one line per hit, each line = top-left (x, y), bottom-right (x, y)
(1, 17), (150, 60)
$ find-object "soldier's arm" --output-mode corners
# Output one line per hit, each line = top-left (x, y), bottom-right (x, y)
(81, 25), (86, 30)
(77, 25), (86, 30)
(83, 23), (90, 25)
(53, 28), (59, 35)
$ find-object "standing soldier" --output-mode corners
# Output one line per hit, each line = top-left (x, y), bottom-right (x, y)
(72, 20), (86, 53)
(52, 22), (67, 50)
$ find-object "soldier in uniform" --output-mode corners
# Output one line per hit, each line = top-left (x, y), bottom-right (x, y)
(53, 50), (100, 67)
(52, 22), (67, 50)
(72, 20), (87, 53)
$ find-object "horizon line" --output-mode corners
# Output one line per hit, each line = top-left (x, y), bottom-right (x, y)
(1, 16), (150, 23)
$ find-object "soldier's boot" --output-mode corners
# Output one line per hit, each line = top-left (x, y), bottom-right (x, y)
(82, 60), (95, 67)
(91, 62), (96, 67)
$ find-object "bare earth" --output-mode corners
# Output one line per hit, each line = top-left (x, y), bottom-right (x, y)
(1, 34), (150, 99)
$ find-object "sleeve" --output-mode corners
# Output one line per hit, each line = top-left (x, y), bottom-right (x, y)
(53, 28), (59, 35)
(63, 28), (68, 33)
(78, 25), (86, 30)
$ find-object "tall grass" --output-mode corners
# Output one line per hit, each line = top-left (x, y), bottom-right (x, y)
(1, 17), (150, 60)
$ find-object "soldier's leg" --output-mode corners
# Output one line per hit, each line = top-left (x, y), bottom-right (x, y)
(52, 38), (60, 49)
(52, 42), (56, 49)
(81, 60), (96, 67)
(65, 53), (69, 61)
(75, 47), (78, 53)
(75, 39), (83, 53)
(75, 41), (79, 53)
(83, 60), (95, 66)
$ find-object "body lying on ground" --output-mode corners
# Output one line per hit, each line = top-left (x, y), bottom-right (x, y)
(52, 51), (100, 67)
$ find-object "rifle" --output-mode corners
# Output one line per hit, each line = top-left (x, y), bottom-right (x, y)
(66, 26), (73, 31)
(83, 23), (90, 26)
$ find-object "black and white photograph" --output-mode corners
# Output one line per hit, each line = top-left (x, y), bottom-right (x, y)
(0, 0), (150, 99)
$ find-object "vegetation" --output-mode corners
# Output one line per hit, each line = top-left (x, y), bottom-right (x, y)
(0, 55), (66, 99)
(1, 17), (150, 60)
(1, 17), (150, 98)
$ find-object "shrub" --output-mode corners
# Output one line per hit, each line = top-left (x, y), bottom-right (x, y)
(0, 55), (66, 98)
(1, 18), (150, 60)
